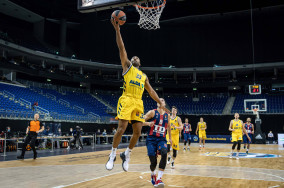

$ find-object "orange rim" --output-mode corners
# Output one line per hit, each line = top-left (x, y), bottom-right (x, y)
(134, 0), (166, 10)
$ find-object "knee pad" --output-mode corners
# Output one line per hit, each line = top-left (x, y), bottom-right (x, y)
(149, 156), (157, 171)
(160, 148), (167, 156)
(237, 141), (241, 150)
(232, 142), (237, 150)
(159, 154), (167, 170)
(173, 149), (177, 158)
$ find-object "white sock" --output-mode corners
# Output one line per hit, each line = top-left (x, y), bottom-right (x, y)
(151, 171), (156, 176)
(172, 159), (175, 163)
(203, 144), (205, 147)
(157, 171), (164, 180)
(247, 148), (249, 152)
(125, 147), (132, 157)
(111, 147), (117, 157)
(236, 152), (239, 157)
(200, 145), (202, 147)
(168, 154), (171, 158)
(231, 150), (233, 155)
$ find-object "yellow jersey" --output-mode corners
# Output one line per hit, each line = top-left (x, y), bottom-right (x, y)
(122, 64), (146, 99)
(232, 119), (243, 134)
(198, 122), (206, 132)
(170, 116), (180, 135)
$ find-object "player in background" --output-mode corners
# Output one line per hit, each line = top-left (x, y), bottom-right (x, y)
(229, 113), (251, 159)
(195, 117), (207, 150)
(166, 106), (183, 169)
(183, 118), (192, 151)
(243, 117), (254, 155)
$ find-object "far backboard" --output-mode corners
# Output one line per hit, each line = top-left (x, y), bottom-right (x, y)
(244, 99), (267, 112)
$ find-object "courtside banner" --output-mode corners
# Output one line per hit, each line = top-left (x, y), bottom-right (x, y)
(191, 135), (231, 143)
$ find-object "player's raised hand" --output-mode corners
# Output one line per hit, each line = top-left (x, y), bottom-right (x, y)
(160, 106), (171, 114)
(111, 18), (120, 31)
(149, 122), (154, 127)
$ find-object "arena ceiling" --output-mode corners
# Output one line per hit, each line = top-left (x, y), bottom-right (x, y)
(8, 0), (284, 23)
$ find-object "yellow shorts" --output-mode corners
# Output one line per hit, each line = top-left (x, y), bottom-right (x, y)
(116, 96), (145, 123)
(166, 133), (170, 144)
(171, 134), (180, 150)
(199, 131), (207, 140)
(232, 133), (243, 142)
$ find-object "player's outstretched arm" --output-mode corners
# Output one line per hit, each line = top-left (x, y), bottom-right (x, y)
(111, 18), (131, 73)
(145, 77), (170, 113)
(228, 120), (234, 131)
(195, 124), (199, 135)
(143, 110), (155, 126)
(176, 117), (183, 130)
(167, 122), (172, 145)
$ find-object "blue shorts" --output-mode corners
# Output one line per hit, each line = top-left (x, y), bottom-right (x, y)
(146, 136), (167, 156)
(243, 134), (253, 144)
(184, 133), (191, 141)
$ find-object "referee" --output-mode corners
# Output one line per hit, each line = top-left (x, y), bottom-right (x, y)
(17, 113), (44, 160)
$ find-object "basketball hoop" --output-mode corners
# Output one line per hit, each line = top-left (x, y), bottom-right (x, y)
(253, 108), (258, 115)
(134, 0), (166, 30)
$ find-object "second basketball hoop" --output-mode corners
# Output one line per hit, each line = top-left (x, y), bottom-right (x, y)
(134, 0), (166, 30)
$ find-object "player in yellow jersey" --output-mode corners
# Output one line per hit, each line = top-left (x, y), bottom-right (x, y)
(166, 106), (183, 169)
(195, 117), (207, 150)
(106, 19), (168, 172)
(229, 113), (251, 159)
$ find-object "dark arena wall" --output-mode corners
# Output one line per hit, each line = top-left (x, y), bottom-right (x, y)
(1, 114), (283, 138)
(80, 6), (284, 67)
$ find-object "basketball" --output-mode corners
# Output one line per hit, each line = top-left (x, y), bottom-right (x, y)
(111, 10), (126, 25)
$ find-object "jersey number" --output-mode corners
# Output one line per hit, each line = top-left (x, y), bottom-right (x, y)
(154, 125), (166, 134)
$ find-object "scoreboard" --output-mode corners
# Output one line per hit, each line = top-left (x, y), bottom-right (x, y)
(249, 85), (261, 95)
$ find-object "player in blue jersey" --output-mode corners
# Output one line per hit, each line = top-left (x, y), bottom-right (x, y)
(144, 98), (172, 188)
(183, 118), (192, 151)
(243, 117), (254, 155)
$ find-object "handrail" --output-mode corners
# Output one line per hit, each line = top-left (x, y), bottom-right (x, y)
(58, 99), (70, 107)
(73, 105), (84, 114)
(46, 93), (56, 100)
(3, 90), (15, 100)
(35, 106), (50, 115)
(19, 98), (31, 109)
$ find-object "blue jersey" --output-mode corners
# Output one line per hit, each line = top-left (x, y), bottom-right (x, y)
(148, 109), (168, 138)
(183, 123), (191, 134)
(244, 123), (253, 134)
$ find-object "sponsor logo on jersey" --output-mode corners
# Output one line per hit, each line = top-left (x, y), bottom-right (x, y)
(130, 80), (141, 86)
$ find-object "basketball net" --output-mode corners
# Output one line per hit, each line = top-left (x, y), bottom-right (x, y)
(134, 0), (166, 30)
(253, 108), (259, 118)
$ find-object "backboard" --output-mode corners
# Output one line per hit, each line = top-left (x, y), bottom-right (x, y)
(78, 0), (154, 12)
(244, 99), (267, 113)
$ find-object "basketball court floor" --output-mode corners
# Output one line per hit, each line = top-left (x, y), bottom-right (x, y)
(0, 143), (283, 188)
